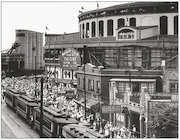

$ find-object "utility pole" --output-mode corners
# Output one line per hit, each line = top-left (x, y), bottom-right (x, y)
(40, 77), (43, 138)
(83, 45), (88, 120)
(35, 55), (37, 97)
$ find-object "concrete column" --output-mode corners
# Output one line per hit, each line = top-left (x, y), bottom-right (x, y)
(125, 16), (129, 26)
(104, 19), (107, 37)
(145, 117), (148, 137)
(80, 24), (82, 39)
(96, 20), (98, 38)
(139, 115), (143, 138)
(89, 21), (92, 38)
(168, 15), (174, 35)
(113, 19), (117, 37)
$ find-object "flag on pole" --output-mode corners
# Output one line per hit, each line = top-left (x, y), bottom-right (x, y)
(97, 2), (99, 8)
(46, 26), (49, 30)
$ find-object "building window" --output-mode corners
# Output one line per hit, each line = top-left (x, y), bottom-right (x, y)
(82, 23), (85, 38)
(99, 20), (104, 37)
(92, 22), (96, 37)
(170, 80), (178, 93)
(148, 83), (155, 94)
(78, 77), (80, 85)
(118, 29), (134, 39)
(130, 18), (136, 26)
(107, 19), (113, 36)
(88, 79), (94, 91)
(117, 18), (125, 28)
(133, 82), (140, 92)
(141, 83), (148, 92)
(156, 78), (163, 93)
(151, 49), (162, 68)
(160, 16), (168, 35)
(174, 16), (178, 35)
(86, 22), (89, 38)
(166, 48), (178, 68)
(96, 81), (100, 93)
(117, 82), (124, 93)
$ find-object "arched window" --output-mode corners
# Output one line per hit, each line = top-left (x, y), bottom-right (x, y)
(99, 20), (104, 37)
(160, 16), (168, 35)
(118, 29), (134, 39)
(130, 18), (136, 26)
(174, 16), (178, 35)
(82, 23), (84, 38)
(92, 22), (96, 37)
(118, 19), (125, 28)
(107, 19), (113, 36)
(86, 23), (89, 38)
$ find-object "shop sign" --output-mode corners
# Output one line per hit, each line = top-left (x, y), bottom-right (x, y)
(102, 105), (121, 114)
(60, 48), (81, 68)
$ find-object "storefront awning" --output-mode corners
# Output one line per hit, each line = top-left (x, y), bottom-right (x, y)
(90, 102), (100, 112)
(122, 107), (130, 116)
(73, 96), (85, 106)
(86, 98), (99, 109)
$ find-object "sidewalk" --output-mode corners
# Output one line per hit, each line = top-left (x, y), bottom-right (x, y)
(1, 118), (16, 138)
(1, 100), (39, 138)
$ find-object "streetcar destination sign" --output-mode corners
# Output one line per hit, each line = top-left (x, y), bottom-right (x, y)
(102, 105), (121, 114)
(60, 48), (81, 68)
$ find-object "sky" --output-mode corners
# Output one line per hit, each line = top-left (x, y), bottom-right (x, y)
(1, 1), (128, 51)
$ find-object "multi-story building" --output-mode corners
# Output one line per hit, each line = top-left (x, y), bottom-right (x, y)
(15, 29), (44, 70)
(2, 29), (44, 73)
(44, 2), (178, 138)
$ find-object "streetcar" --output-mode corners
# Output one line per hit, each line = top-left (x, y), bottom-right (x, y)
(4, 87), (25, 111)
(62, 123), (105, 138)
(16, 94), (40, 124)
(33, 105), (78, 138)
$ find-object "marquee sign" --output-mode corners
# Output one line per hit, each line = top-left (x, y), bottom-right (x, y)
(60, 48), (81, 68)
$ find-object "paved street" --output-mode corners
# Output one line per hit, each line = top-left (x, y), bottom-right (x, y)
(1, 100), (39, 138)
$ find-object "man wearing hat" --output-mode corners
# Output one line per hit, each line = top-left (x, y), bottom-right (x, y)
(132, 125), (136, 138)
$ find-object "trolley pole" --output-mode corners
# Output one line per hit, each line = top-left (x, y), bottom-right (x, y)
(40, 77), (44, 138)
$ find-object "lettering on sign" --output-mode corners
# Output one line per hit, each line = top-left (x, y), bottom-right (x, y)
(60, 48), (81, 68)
(102, 105), (121, 114)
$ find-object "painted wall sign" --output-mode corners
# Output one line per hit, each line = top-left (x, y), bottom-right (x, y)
(102, 105), (121, 114)
(60, 48), (81, 68)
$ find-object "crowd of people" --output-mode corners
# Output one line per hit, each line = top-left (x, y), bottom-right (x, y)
(2, 75), (156, 138)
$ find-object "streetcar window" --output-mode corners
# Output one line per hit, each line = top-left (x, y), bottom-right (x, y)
(17, 101), (26, 112)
